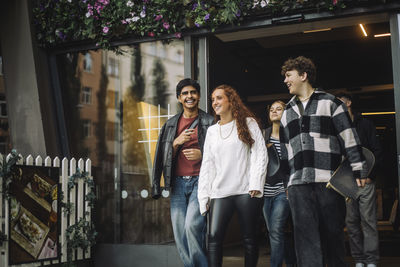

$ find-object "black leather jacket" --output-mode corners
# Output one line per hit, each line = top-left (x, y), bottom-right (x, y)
(151, 109), (214, 199)
(263, 127), (289, 186)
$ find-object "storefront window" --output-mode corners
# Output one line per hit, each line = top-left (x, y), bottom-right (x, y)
(55, 40), (184, 244)
(0, 44), (11, 154)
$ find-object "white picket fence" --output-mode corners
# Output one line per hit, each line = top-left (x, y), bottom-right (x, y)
(0, 154), (93, 267)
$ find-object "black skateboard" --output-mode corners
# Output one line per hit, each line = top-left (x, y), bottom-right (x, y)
(326, 147), (375, 202)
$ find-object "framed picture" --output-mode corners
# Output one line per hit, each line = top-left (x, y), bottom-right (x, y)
(9, 165), (60, 264)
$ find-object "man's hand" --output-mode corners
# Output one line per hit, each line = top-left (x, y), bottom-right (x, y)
(182, 148), (202, 161)
(249, 190), (261, 198)
(173, 129), (195, 148)
(356, 178), (366, 187)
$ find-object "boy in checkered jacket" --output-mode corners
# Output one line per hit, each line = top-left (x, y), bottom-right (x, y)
(279, 56), (368, 267)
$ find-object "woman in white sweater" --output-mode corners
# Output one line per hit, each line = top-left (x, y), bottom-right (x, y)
(198, 85), (267, 267)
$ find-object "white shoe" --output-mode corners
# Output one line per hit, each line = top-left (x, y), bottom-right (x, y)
(355, 263), (365, 267)
(366, 264), (377, 267)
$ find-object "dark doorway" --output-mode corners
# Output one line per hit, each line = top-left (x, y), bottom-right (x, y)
(208, 20), (399, 258)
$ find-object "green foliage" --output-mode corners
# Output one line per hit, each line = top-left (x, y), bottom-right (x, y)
(0, 231), (7, 246)
(130, 46), (146, 100)
(0, 150), (18, 247)
(96, 65), (109, 166)
(63, 168), (97, 263)
(65, 218), (98, 261)
(152, 58), (169, 108)
(32, 0), (391, 50)
(0, 149), (21, 199)
(57, 53), (89, 159)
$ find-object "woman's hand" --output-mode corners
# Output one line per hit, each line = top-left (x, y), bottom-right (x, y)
(249, 190), (261, 198)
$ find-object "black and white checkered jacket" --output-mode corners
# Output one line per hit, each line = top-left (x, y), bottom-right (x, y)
(280, 90), (368, 187)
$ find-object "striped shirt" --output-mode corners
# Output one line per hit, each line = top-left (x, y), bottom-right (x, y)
(264, 137), (285, 197)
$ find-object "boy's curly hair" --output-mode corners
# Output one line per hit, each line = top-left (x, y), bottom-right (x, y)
(281, 56), (317, 86)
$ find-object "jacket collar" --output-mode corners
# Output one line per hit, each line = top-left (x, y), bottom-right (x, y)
(265, 127), (272, 140)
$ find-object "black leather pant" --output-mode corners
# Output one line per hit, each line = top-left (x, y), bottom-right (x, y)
(208, 194), (263, 267)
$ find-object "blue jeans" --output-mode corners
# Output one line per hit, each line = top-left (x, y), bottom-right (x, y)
(170, 176), (208, 267)
(263, 192), (291, 267)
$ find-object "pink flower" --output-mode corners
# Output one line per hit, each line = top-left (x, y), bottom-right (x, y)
(87, 4), (94, 16)
(148, 32), (155, 37)
(163, 22), (170, 30)
(94, 2), (103, 13)
(174, 32), (182, 39)
(122, 20), (127, 24)
(98, 0), (109, 5)
(333, 0), (338, 5)
(155, 15), (163, 21)
(103, 26), (109, 34)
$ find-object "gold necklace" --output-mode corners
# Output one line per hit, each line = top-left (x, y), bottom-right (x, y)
(219, 121), (235, 139)
(299, 90), (315, 102)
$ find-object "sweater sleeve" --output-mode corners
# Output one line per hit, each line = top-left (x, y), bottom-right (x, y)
(247, 118), (268, 197)
(198, 128), (216, 215)
(332, 102), (368, 178)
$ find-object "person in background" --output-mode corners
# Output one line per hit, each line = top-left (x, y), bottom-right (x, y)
(198, 84), (267, 267)
(338, 93), (382, 267)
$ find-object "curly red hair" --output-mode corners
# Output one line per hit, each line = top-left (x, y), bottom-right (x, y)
(212, 85), (260, 147)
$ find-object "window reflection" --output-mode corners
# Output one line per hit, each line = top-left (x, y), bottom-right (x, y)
(56, 40), (184, 244)
(107, 57), (119, 77)
(81, 86), (92, 104)
(0, 45), (11, 154)
(83, 53), (93, 72)
(0, 55), (3, 75)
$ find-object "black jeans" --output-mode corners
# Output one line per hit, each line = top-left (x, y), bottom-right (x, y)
(288, 183), (347, 267)
(208, 194), (263, 267)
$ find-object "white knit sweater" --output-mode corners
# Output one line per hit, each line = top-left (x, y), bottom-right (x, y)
(198, 117), (268, 215)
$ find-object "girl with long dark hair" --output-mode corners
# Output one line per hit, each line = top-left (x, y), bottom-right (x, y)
(263, 100), (296, 267)
(198, 85), (267, 267)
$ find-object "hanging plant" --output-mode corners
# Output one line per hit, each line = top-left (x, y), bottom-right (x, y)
(31, 0), (393, 49)
(62, 168), (97, 263)
(0, 149), (22, 199)
(0, 150), (21, 249)
(0, 231), (7, 247)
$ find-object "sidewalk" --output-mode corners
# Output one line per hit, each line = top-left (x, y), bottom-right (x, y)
(222, 246), (400, 267)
